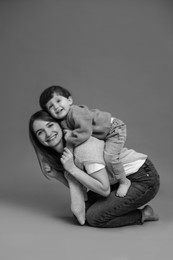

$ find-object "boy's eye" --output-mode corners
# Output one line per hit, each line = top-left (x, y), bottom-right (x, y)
(48, 105), (53, 109)
(48, 123), (53, 128)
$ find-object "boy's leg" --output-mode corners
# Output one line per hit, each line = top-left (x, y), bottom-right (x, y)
(104, 117), (127, 180)
(104, 118), (131, 196)
(116, 173), (131, 197)
(104, 138), (131, 197)
(104, 150), (131, 197)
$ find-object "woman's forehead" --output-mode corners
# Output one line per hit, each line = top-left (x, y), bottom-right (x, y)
(33, 119), (49, 131)
(33, 119), (61, 131)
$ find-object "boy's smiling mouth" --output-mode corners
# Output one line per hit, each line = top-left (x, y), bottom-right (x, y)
(55, 108), (63, 114)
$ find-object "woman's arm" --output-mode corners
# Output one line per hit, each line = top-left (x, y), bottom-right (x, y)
(60, 148), (110, 197)
(64, 172), (86, 225)
(36, 150), (69, 187)
(37, 149), (86, 225)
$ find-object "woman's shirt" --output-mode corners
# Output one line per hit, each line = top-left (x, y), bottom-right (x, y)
(39, 136), (147, 186)
(74, 136), (147, 183)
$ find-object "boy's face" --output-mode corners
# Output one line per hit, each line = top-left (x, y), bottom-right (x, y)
(46, 93), (73, 120)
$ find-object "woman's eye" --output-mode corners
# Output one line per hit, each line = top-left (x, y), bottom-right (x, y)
(48, 123), (53, 128)
(48, 105), (53, 109)
(37, 131), (42, 136)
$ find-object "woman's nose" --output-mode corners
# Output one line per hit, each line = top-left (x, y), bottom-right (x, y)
(45, 128), (51, 137)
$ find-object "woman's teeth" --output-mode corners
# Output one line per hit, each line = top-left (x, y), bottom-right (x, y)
(47, 134), (57, 142)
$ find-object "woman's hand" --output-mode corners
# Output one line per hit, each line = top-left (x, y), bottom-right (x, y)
(63, 129), (72, 141)
(61, 149), (110, 197)
(60, 147), (76, 174)
(42, 162), (51, 173)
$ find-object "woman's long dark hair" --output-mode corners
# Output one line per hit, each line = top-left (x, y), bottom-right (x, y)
(29, 110), (64, 179)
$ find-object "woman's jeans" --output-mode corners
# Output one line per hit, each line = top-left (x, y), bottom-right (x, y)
(86, 158), (160, 228)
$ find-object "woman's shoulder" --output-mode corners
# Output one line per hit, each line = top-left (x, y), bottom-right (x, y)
(74, 136), (105, 163)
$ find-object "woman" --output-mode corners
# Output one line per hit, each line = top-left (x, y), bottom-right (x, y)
(29, 110), (160, 228)
(29, 110), (110, 225)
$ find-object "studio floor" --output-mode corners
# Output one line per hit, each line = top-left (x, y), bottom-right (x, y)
(1, 1), (173, 259)
(1, 188), (173, 260)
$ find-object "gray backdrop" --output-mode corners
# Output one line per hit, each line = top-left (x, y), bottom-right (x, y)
(0, 1), (173, 259)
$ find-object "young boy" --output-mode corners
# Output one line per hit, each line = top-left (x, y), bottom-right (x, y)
(39, 85), (131, 197)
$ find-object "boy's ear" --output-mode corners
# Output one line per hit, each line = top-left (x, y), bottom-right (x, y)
(68, 96), (73, 105)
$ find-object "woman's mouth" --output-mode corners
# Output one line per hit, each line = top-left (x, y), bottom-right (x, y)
(46, 134), (57, 142)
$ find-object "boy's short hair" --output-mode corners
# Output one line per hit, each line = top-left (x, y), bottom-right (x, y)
(39, 85), (71, 110)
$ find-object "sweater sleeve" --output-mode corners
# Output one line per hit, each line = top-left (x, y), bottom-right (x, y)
(66, 105), (93, 147)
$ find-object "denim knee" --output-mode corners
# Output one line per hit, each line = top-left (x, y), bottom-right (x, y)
(86, 209), (101, 227)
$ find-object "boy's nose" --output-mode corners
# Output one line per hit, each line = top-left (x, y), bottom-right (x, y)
(53, 103), (59, 110)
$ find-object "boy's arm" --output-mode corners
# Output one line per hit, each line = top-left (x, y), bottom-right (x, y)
(64, 106), (93, 148)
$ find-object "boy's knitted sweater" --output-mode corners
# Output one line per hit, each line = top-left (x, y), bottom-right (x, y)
(60, 104), (112, 147)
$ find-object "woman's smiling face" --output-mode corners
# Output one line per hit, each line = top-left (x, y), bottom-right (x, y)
(33, 119), (63, 148)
